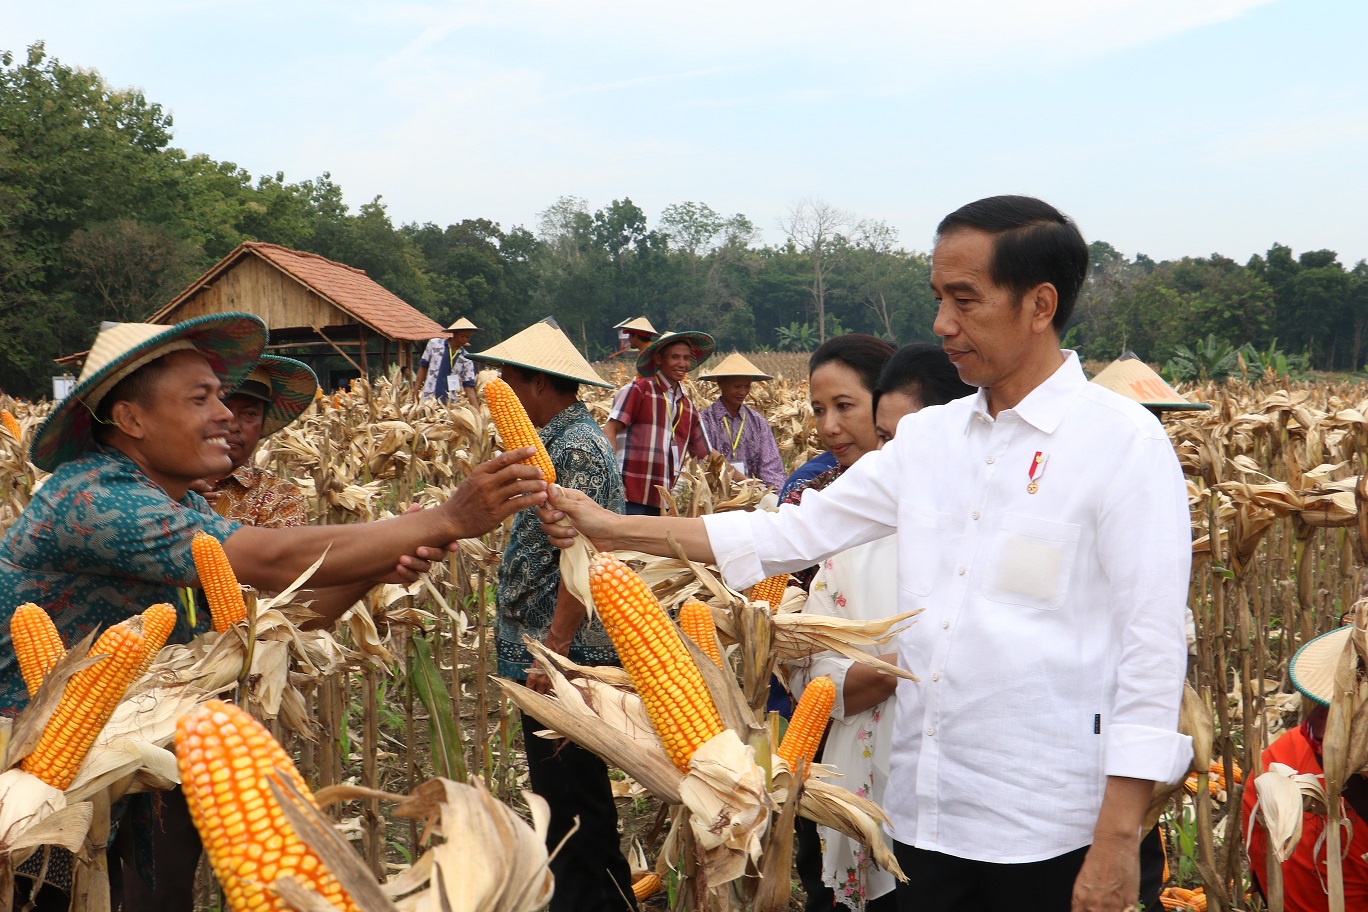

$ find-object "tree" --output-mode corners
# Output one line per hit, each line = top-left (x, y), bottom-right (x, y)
(63, 220), (200, 322)
(779, 198), (853, 343)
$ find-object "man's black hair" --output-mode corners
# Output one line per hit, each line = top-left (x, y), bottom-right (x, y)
(511, 365), (579, 397)
(807, 334), (896, 393)
(92, 355), (175, 440)
(874, 342), (977, 413)
(935, 195), (1089, 331)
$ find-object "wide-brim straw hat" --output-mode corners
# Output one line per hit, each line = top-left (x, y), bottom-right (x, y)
(698, 352), (773, 382)
(614, 315), (659, 338)
(1090, 355), (1212, 411)
(446, 317), (479, 332)
(636, 331), (714, 377)
(471, 318), (612, 389)
(228, 355), (319, 437)
(30, 313), (267, 472)
(1290, 626), (1365, 707)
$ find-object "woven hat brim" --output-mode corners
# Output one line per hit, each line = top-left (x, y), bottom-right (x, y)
(1090, 359), (1213, 411)
(698, 352), (773, 381)
(29, 313), (268, 472)
(636, 331), (715, 377)
(1289, 626), (1354, 706)
(446, 317), (479, 331)
(240, 355), (318, 437)
(472, 322), (612, 389)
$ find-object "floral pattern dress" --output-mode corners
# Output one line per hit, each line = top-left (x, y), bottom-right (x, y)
(788, 534), (900, 909)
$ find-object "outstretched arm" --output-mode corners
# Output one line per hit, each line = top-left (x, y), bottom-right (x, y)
(536, 484), (715, 563)
(225, 448), (547, 592)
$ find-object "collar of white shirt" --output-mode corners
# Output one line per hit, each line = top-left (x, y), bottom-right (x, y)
(966, 350), (1084, 436)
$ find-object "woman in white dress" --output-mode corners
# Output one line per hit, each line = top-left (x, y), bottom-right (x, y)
(789, 343), (975, 912)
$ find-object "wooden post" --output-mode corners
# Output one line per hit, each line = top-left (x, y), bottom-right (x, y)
(358, 327), (369, 376)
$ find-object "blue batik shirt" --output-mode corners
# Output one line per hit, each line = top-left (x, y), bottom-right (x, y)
(0, 447), (238, 713)
(495, 402), (624, 680)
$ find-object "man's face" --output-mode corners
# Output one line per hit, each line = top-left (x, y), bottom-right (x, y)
(450, 330), (474, 348)
(656, 342), (695, 383)
(498, 367), (545, 427)
(717, 377), (753, 413)
(629, 332), (654, 352)
(223, 393), (267, 471)
(931, 228), (1038, 390)
(131, 350), (235, 481)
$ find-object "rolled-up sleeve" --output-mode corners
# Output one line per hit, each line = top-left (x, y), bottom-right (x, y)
(1097, 431), (1193, 783)
(700, 441), (903, 591)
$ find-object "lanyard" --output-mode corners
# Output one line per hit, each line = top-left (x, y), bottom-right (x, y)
(721, 410), (745, 453)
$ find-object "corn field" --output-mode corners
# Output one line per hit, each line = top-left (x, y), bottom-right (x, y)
(1, 360), (1367, 911)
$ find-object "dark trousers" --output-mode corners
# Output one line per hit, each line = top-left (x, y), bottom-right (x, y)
(109, 788), (204, 912)
(892, 841), (1089, 912)
(624, 502), (662, 517)
(522, 712), (639, 912)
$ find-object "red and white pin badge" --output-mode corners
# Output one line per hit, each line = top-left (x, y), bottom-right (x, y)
(1027, 451), (1048, 494)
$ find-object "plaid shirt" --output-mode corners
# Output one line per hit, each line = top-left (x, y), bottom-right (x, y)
(610, 373), (710, 507)
(698, 401), (786, 490)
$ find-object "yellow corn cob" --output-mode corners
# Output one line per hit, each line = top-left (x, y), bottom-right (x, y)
(10, 603), (65, 697)
(1, 409), (22, 442)
(749, 573), (790, 608)
(22, 623), (145, 788)
(176, 699), (360, 912)
(678, 598), (722, 668)
(484, 378), (556, 485)
(588, 553), (724, 772)
(778, 675), (835, 778)
(632, 872), (662, 900)
(192, 532), (246, 633)
(136, 603), (178, 675)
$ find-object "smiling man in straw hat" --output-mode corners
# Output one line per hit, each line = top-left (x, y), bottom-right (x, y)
(1242, 622), (1368, 910)
(471, 318), (638, 912)
(416, 316), (479, 405)
(197, 354), (317, 528)
(0, 314), (546, 911)
(697, 352), (785, 490)
(604, 329), (713, 515)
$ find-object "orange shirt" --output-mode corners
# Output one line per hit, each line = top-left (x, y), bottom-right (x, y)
(1243, 726), (1368, 912)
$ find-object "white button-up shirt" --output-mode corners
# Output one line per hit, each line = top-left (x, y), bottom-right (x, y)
(703, 353), (1192, 863)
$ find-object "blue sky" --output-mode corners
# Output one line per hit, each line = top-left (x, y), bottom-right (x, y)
(3, 0), (1365, 265)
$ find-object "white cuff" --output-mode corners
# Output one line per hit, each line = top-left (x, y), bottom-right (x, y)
(701, 512), (766, 590)
(1102, 723), (1193, 784)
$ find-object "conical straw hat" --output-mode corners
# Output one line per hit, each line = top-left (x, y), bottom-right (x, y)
(635, 331), (714, 377)
(228, 355), (319, 437)
(1289, 626), (1365, 707)
(472, 319), (611, 388)
(698, 352), (772, 382)
(613, 316), (658, 337)
(29, 313), (267, 472)
(446, 317), (479, 332)
(1090, 356), (1212, 411)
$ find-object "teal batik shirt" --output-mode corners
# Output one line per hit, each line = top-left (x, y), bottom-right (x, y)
(0, 447), (239, 713)
(495, 402), (624, 681)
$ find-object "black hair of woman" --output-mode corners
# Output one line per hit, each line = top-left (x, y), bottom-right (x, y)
(873, 342), (977, 413)
(807, 333), (896, 391)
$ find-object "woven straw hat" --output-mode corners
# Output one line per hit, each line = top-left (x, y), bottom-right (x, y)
(635, 331), (714, 377)
(1290, 626), (1365, 707)
(229, 355), (319, 437)
(29, 313), (267, 472)
(1090, 355), (1212, 411)
(698, 352), (772, 382)
(614, 316), (659, 338)
(446, 317), (479, 332)
(472, 318), (611, 389)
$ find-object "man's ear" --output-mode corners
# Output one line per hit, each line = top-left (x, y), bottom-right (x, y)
(1025, 283), (1059, 334)
(107, 400), (147, 440)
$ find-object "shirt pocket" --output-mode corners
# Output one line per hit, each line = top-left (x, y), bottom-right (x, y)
(898, 507), (960, 596)
(979, 513), (1082, 611)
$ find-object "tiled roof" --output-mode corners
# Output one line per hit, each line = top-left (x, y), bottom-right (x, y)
(153, 242), (445, 341)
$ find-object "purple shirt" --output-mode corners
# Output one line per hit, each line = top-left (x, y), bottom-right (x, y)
(699, 401), (786, 491)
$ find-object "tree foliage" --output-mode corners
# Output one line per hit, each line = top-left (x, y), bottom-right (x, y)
(2, 42), (1366, 397)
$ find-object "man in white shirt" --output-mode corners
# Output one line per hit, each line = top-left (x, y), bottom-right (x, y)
(535, 195), (1192, 912)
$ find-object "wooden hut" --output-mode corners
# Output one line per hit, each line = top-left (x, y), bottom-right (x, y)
(146, 242), (445, 381)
